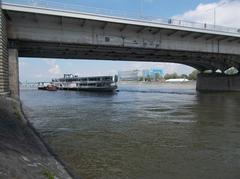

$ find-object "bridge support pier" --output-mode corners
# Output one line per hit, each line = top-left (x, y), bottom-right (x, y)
(1, 9), (19, 99)
(0, 9), (9, 96)
(8, 49), (19, 99)
(196, 73), (240, 92)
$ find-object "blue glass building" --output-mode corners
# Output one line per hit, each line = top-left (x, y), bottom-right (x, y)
(143, 68), (164, 79)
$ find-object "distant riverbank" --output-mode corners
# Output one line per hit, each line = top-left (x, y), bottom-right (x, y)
(118, 80), (196, 88)
(0, 96), (72, 179)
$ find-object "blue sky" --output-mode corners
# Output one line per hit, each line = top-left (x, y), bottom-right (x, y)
(18, 0), (234, 82)
(53, 0), (217, 17)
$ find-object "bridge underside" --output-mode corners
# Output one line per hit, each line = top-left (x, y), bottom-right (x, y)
(10, 40), (240, 72)
(1, 4), (240, 96)
(4, 5), (240, 73)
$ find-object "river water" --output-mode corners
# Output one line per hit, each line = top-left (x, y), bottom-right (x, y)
(20, 82), (240, 179)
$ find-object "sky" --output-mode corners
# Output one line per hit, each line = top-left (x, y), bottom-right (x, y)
(18, 0), (240, 82)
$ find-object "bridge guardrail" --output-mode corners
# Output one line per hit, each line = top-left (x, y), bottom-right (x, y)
(1, 0), (240, 35)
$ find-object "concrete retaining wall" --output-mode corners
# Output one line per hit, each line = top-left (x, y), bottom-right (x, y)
(8, 49), (19, 99)
(0, 96), (73, 179)
(0, 9), (9, 94)
(196, 73), (240, 92)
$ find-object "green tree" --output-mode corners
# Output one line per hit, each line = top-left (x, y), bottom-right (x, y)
(172, 72), (178, 79)
(164, 73), (171, 80)
(164, 73), (179, 80)
(188, 70), (199, 80)
(139, 76), (144, 81)
(225, 67), (239, 75)
(154, 73), (163, 81)
(145, 74), (152, 81)
(180, 74), (188, 79)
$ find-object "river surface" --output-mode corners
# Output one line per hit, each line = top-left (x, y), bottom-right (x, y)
(20, 82), (240, 179)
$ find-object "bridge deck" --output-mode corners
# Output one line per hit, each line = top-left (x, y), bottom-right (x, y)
(1, 1), (240, 38)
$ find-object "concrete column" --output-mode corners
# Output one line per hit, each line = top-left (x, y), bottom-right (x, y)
(196, 73), (240, 92)
(8, 49), (19, 99)
(0, 9), (9, 95)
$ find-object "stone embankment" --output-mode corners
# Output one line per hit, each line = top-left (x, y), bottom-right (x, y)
(0, 96), (73, 179)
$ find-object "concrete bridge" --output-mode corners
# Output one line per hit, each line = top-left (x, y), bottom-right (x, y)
(1, 1), (240, 98)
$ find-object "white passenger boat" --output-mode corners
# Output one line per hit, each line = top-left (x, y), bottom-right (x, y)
(52, 74), (118, 92)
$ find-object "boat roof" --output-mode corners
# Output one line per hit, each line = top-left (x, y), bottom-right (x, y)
(55, 75), (114, 81)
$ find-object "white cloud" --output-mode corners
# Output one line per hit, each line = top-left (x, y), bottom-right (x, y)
(40, 59), (62, 76)
(48, 64), (61, 75)
(157, 0), (240, 74)
(144, 1), (240, 74)
(173, 0), (240, 28)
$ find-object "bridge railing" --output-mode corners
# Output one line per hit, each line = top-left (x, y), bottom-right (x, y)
(2, 0), (240, 35)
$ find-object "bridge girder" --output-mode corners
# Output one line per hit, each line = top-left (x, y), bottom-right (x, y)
(9, 40), (240, 72)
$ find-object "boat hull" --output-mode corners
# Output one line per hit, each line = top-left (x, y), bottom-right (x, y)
(58, 86), (117, 92)
(38, 87), (47, 90)
(38, 85), (57, 91)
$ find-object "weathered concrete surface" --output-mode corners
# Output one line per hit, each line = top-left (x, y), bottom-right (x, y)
(8, 49), (19, 99)
(196, 73), (240, 91)
(2, 3), (240, 72)
(1, 4), (240, 93)
(0, 97), (73, 179)
(0, 8), (9, 94)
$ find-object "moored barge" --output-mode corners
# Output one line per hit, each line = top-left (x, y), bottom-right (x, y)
(52, 74), (118, 92)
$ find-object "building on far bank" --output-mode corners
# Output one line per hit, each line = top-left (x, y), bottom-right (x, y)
(143, 68), (164, 81)
(118, 70), (142, 81)
(118, 68), (164, 81)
